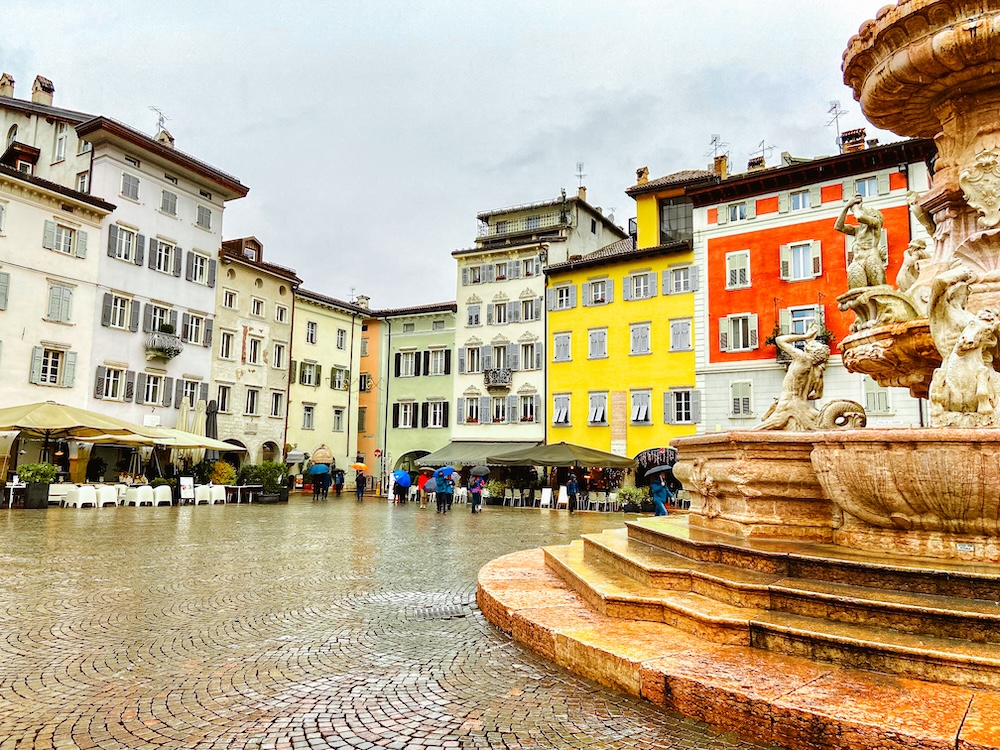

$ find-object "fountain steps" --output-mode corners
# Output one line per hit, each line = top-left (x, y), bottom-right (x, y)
(543, 516), (1000, 689)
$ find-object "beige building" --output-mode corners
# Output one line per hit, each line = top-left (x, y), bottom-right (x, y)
(212, 237), (300, 464)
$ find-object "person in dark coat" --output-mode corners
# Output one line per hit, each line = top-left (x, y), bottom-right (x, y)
(650, 471), (674, 516)
(436, 474), (453, 514)
(355, 470), (365, 502)
(333, 469), (345, 497)
(566, 473), (580, 514)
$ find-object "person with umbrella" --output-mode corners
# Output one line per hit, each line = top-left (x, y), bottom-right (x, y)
(308, 463), (330, 501)
(392, 470), (411, 505)
(417, 469), (431, 508)
(469, 466), (488, 514)
(333, 468), (345, 497)
(434, 466), (454, 514)
(648, 466), (675, 517)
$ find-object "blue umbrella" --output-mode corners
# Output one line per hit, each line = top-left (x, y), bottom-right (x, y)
(392, 470), (411, 488)
(423, 477), (437, 493)
(308, 464), (330, 475)
(434, 466), (456, 481)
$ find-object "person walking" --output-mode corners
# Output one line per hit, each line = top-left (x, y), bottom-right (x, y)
(650, 471), (674, 517)
(469, 475), (485, 514)
(567, 473), (580, 514)
(321, 469), (332, 499)
(417, 472), (429, 509)
(436, 474), (452, 514)
(355, 470), (366, 502)
(333, 469), (345, 497)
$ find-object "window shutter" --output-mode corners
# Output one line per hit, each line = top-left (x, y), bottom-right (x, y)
(749, 314), (759, 348)
(534, 298), (542, 319)
(511, 261), (521, 279)
(811, 240), (823, 277)
(717, 204), (729, 225)
(690, 266), (700, 292)
(622, 276), (632, 300)
(289, 360), (297, 383)
(203, 319), (213, 347)
(422, 350), (430, 376)
(124, 371), (136, 402)
(507, 300), (517, 322)
(129, 300), (140, 331)
(778, 192), (789, 213)
(94, 366), (106, 399)
(534, 395), (540, 422)
(458, 348), (466, 374)
(569, 285), (577, 308)
(135, 235), (145, 266)
(809, 185), (821, 207)
(173, 247), (183, 277)
(394, 353), (401, 377)
(175, 379), (184, 409)
(169, 310), (178, 331)
(581, 282), (591, 306)
(535, 345), (542, 370)
(392, 403), (400, 428)
(343, 370), (350, 389)
(101, 293), (113, 326)
(442, 402), (449, 427)
(207, 259), (217, 288)
(534, 257), (541, 276)
(485, 264), (494, 282)
(185, 250), (194, 281)
(461, 268), (468, 286)
(877, 170), (890, 195)
(486, 305), (494, 325)
(315, 365), (322, 386)
(200, 383), (209, 402)
(42, 220), (56, 250)
(142, 303), (153, 333)
(648, 272), (658, 297)
(480, 396), (490, 421)
(29, 347), (44, 383)
(148, 237), (157, 268)
(745, 199), (756, 219)
(75, 231), (88, 258)
(444, 349), (452, 374)
(719, 318), (729, 351)
(0, 271), (9, 310)
(181, 313), (191, 342)
(506, 343), (516, 371)
(61, 351), (77, 386)
(421, 402), (429, 428)
(456, 398), (465, 424)
(162, 377), (173, 407)
(507, 395), (517, 423)
(843, 178), (853, 201)
(664, 392), (673, 424)
(546, 289), (555, 311)
(136, 373), (147, 402)
(662, 270), (671, 295)
(779, 244), (791, 280)
(779, 308), (791, 335)
(46, 287), (60, 321)
(482, 345), (492, 370)
(107, 225), (119, 257)
(61, 287), (72, 323)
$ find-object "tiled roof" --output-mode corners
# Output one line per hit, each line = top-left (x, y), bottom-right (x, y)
(378, 301), (457, 317)
(0, 164), (116, 212)
(544, 235), (690, 275)
(625, 169), (716, 196)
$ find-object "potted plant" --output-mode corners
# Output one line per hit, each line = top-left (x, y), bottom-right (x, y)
(617, 485), (649, 514)
(18, 462), (59, 509)
(209, 460), (236, 486)
(257, 462), (289, 503)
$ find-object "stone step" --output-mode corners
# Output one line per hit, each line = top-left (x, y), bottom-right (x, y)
(544, 541), (762, 646)
(627, 516), (1000, 601)
(751, 610), (1000, 690)
(581, 529), (776, 609)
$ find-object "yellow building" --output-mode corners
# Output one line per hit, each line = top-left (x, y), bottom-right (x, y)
(545, 169), (713, 460)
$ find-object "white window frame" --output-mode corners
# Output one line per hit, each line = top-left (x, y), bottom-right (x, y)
(493, 302), (507, 325)
(121, 173), (139, 200)
(102, 367), (124, 400)
(251, 297), (265, 317)
(588, 392), (608, 425)
(302, 404), (315, 429)
(588, 328), (607, 359)
(400, 351), (416, 377)
(730, 380), (754, 417)
(553, 333), (571, 362)
(272, 342), (286, 370)
(115, 226), (137, 262)
(270, 391), (284, 418)
(670, 267), (691, 294)
(245, 388), (260, 416)
(519, 395), (536, 423)
(790, 189), (811, 211)
(720, 314), (759, 352)
(332, 407), (345, 432)
(52, 224), (75, 255)
(332, 367), (347, 390)
(430, 349), (446, 375)
(521, 298), (538, 321)
(671, 389), (695, 424)
(491, 345), (506, 370)
(219, 330), (235, 360)
(217, 385), (231, 413)
(466, 347), (481, 373)
(465, 398), (480, 425)
(247, 336), (263, 365)
(54, 122), (68, 161)
(555, 286), (572, 310)
(728, 202), (747, 222)
(725, 250), (751, 289)
(76, 171), (89, 193)
(275, 305), (288, 323)
(142, 373), (162, 404)
(630, 322), (651, 355)
(855, 176), (878, 198)
(552, 394), (570, 426)
(467, 305), (480, 326)
(399, 401), (415, 428)
(300, 361), (317, 386)
(153, 240), (175, 274)
(491, 396), (506, 424)
(590, 279), (608, 304)
(109, 295), (131, 330)
(190, 253), (209, 284)
(223, 290), (238, 309)
(630, 390), (651, 424)
(149, 305), (170, 332)
(185, 314), (205, 345)
(631, 274), (650, 299)
(429, 401), (445, 428)
(520, 342), (536, 371)
(336, 328), (346, 349)
(305, 321), (317, 344)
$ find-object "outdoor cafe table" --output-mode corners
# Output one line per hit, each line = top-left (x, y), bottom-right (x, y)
(225, 485), (262, 503)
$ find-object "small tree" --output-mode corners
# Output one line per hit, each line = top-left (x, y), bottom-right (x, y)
(18, 462), (59, 484)
(210, 461), (236, 485)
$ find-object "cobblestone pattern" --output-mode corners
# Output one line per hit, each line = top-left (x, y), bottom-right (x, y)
(0, 500), (783, 749)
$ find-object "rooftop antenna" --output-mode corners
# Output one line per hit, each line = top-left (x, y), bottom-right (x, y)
(148, 105), (170, 133)
(706, 134), (729, 159)
(750, 139), (775, 163)
(827, 100), (848, 153)
(575, 162), (586, 187)
(349, 286), (357, 303)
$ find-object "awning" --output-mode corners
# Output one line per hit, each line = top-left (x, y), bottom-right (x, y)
(486, 441), (636, 468)
(420, 441), (541, 467)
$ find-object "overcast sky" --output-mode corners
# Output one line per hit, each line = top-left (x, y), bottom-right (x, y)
(4, 1), (893, 308)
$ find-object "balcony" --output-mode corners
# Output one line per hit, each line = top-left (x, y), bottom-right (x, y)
(484, 368), (512, 392)
(144, 330), (184, 361)
(477, 211), (567, 239)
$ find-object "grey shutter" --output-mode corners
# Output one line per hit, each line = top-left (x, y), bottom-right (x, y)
(61, 287), (72, 322)
(135, 234), (145, 265)
(877, 171), (890, 195)
(779, 244), (791, 280)
(779, 307), (791, 335)
(486, 305), (493, 324)
(29, 347), (44, 383)
(719, 317), (729, 351)
(482, 345), (492, 370)
(101, 293), (113, 326)
(315, 365), (322, 386)
(534, 298), (541, 320)
(148, 237), (157, 268)
(690, 266), (700, 292)
(662, 271), (671, 295)
(129, 300), (140, 331)
(485, 264), (494, 282)
(63, 351), (77, 386)
(207, 259), (217, 288)
(142, 303), (153, 333)
(289, 360), (297, 383)
(456, 398), (465, 424)
(622, 276), (632, 300)
(511, 261), (521, 279)
(582, 282), (591, 306)
(173, 247), (183, 277)
(745, 199), (756, 219)
(535, 345), (542, 370)
(169, 310), (178, 331)
(749, 313), (759, 348)
(809, 185), (821, 207)
(181, 313), (191, 342)
(200, 383), (209, 402)
(444, 349), (451, 374)
(203, 318), (213, 347)
(534, 257), (541, 276)
(546, 289), (555, 311)
(648, 272), (658, 297)
(75, 231), (88, 258)
(0, 271), (9, 310)
(42, 220), (56, 250)
(480, 396), (490, 421)
(843, 178), (853, 201)
(507, 395), (517, 423)
(509, 300), (519, 322)
(664, 392), (673, 424)
(136, 373), (147, 403)
(107, 224), (119, 257)
(568, 285), (577, 308)
(94, 366), (106, 399)
(717, 204), (729, 225)
(461, 268), (468, 286)
(46, 287), (61, 321)
(458, 348), (466, 374)
(691, 390), (702, 422)
(162, 378), (173, 407)
(185, 251), (194, 281)
(778, 192), (789, 213)
(175, 379), (184, 409)
(534, 395), (540, 422)
(124, 371), (136, 402)
(506, 343), (517, 371)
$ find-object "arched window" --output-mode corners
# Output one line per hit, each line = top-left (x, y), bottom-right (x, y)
(6, 124), (17, 148)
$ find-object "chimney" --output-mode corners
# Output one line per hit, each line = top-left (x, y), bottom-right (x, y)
(866, 138), (880, 149)
(354, 295), (370, 309)
(155, 128), (175, 149)
(0, 73), (14, 98)
(31, 75), (54, 106)
(577, 186), (587, 202)
(747, 155), (766, 172)
(840, 127), (867, 153)
(636, 166), (649, 185)
(713, 154), (729, 180)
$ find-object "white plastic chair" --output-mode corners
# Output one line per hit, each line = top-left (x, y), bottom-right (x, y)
(125, 486), (154, 506)
(153, 485), (173, 506)
(210, 485), (226, 505)
(556, 485), (569, 509)
(503, 489), (515, 506)
(194, 485), (212, 505)
(539, 488), (553, 508)
(607, 492), (619, 512)
(64, 485), (97, 508)
(48, 483), (74, 506)
(96, 486), (119, 507)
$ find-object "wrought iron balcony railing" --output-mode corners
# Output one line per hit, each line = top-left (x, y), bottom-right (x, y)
(483, 368), (513, 389)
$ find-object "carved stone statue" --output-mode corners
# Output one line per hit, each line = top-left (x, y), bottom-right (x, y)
(896, 239), (929, 295)
(757, 324), (866, 431)
(836, 195), (886, 288)
(928, 263), (1000, 426)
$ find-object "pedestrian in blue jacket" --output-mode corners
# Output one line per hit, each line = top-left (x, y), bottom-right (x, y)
(650, 471), (674, 516)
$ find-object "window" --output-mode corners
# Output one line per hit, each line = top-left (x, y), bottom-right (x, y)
(357, 407), (367, 432)
(54, 123), (67, 161)
(855, 176), (878, 198)
(161, 190), (177, 215)
(30, 348), (76, 386)
(183, 313), (205, 345)
(43, 221), (84, 256)
(670, 319), (692, 351)
(148, 304), (170, 332)
(465, 398), (479, 424)
(669, 389), (697, 424)
(403, 322), (415, 333)
(631, 390), (652, 424)
(190, 253), (210, 284)
(670, 267), (691, 294)
(526, 215), (540, 230)
(153, 240), (176, 274)
(787, 306), (821, 336)
(275, 305), (288, 323)
(302, 404), (315, 429)
(272, 342), (286, 369)
(76, 171), (89, 193)
(781, 241), (821, 281)
(332, 408), (345, 431)
(331, 367), (348, 390)
(491, 396), (506, 424)
(590, 218), (597, 233)
(492, 302), (507, 325)
(468, 266), (482, 284)
(223, 290), (237, 309)
(108, 295), (132, 329)
(522, 258), (536, 277)
(553, 333), (571, 362)
(125, 156), (140, 168)
(101, 367), (124, 400)
(588, 328), (607, 359)
(720, 314), (759, 352)
(196, 205), (212, 229)
(520, 395), (536, 423)
(251, 298), (265, 317)
(658, 196), (694, 244)
(300, 361), (318, 385)
(400, 351), (416, 377)
(725, 250), (751, 289)
(219, 330), (235, 360)
(730, 381), (753, 417)
(554, 286), (574, 310)
(495, 262), (508, 280)
(467, 305), (481, 326)
(359, 373), (372, 392)
(432, 320), (445, 331)
(360, 338), (368, 356)
(244, 388), (260, 415)
(728, 202), (747, 222)
(430, 349), (446, 375)
(327, 328), (343, 351)
(589, 280), (608, 305)
(589, 392), (608, 425)
(143, 373), (162, 404)
(247, 336), (263, 365)
(114, 226), (137, 262)
(305, 321), (317, 344)
(6, 124), (16, 148)
(217, 385), (231, 413)
(491, 344), (506, 370)
(863, 377), (892, 415)
(429, 402), (445, 428)
(552, 395), (570, 425)
(520, 342), (536, 371)
(78, 139), (92, 154)
(46, 284), (73, 323)
(121, 173), (139, 200)
(630, 323), (651, 355)
(790, 189), (811, 211)
(398, 402), (415, 428)
(630, 273), (653, 300)
(270, 391), (284, 418)
(466, 346), (481, 373)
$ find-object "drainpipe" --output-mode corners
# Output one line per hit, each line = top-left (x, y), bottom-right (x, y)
(345, 309), (357, 466)
(284, 286), (297, 464)
(382, 318), (392, 478)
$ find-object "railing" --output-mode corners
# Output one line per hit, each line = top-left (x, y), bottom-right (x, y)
(144, 331), (183, 361)
(484, 368), (513, 389)
(477, 211), (567, 239)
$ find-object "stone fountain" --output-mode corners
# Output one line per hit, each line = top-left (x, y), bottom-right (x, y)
(477, 4), (1000, 748)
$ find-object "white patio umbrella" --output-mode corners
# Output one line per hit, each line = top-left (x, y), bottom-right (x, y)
(174, 398), (192, 467)
(190, 400), (208, 464)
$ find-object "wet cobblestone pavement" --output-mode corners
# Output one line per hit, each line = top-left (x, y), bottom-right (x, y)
(0, 497), (782, 749)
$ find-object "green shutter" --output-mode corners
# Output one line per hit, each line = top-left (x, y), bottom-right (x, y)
(29, 346), (44, 383)
(63, 351), (77, 386)
(75, 230), (88, 258)
(0, 271), (9, 310)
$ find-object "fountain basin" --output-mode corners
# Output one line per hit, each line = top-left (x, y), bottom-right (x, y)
(840, 318), (941, 399)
